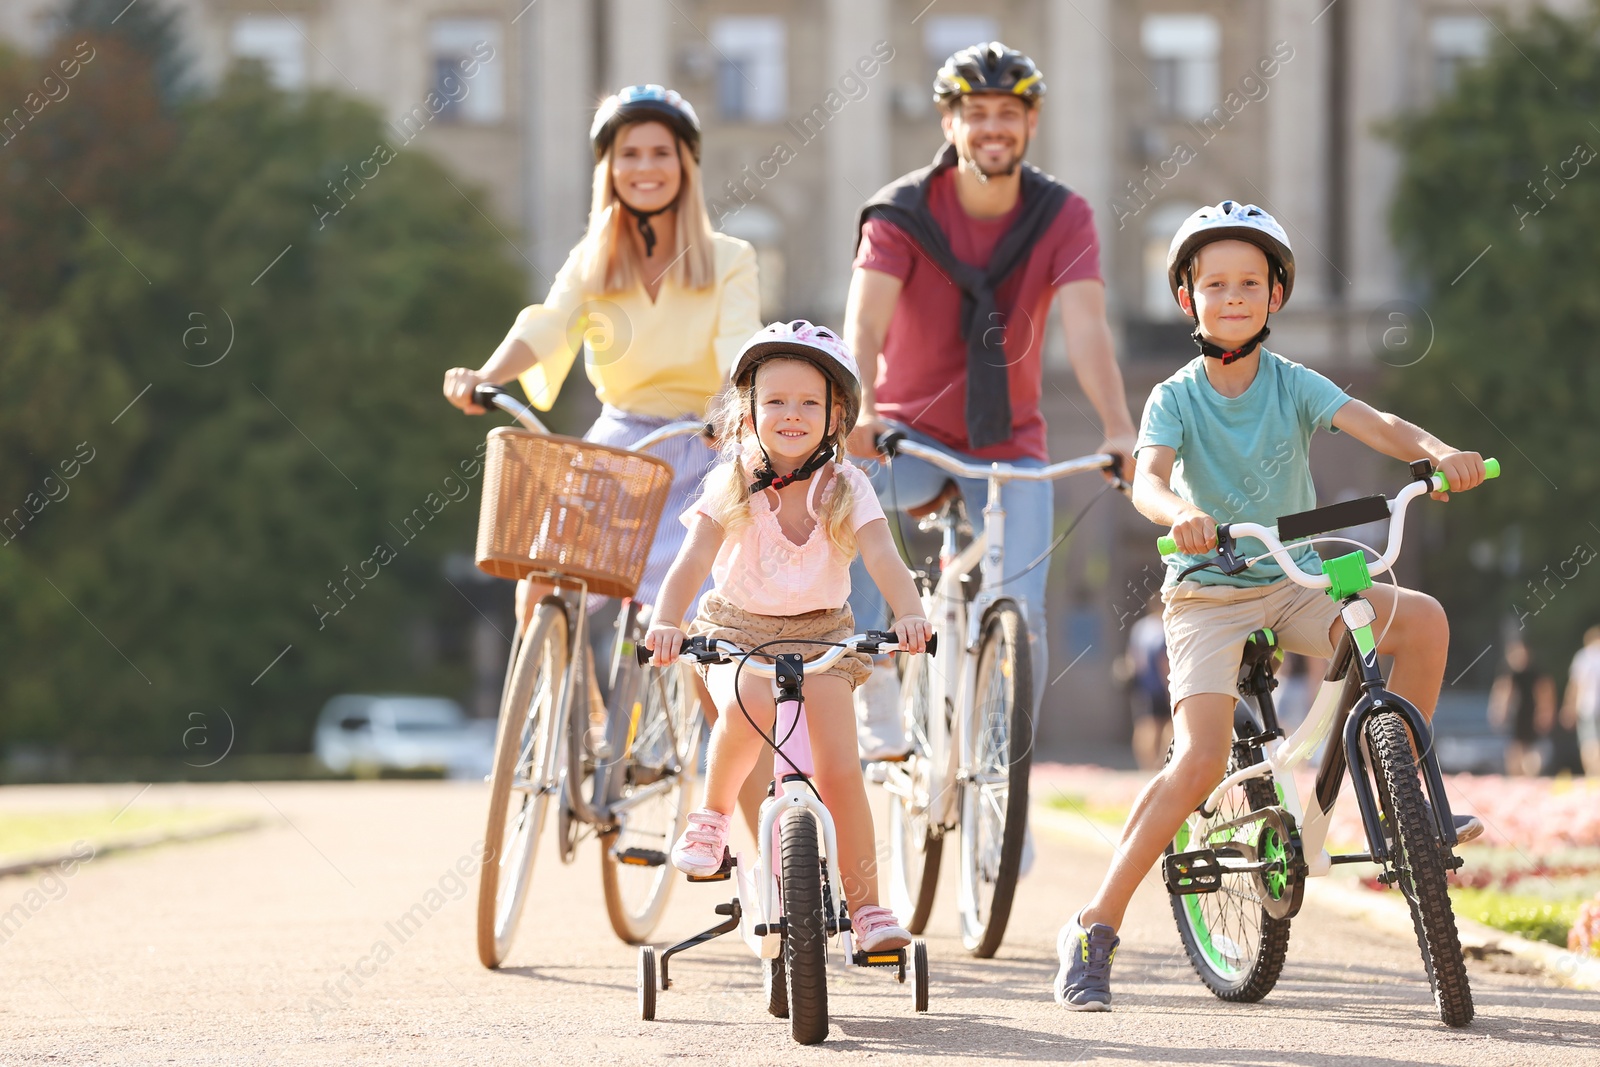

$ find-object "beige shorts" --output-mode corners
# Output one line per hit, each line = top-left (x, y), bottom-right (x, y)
(1163, 578), (1339, 707)
(686, 592), (873, 690)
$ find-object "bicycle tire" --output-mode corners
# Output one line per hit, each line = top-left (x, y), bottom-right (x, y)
(781, 809), (830, 1045)
(476, 600), (569, 969)
(888, 651), (944, 934)
(601, 659), (701, 943)
(764, 955), (789, 1018)
(1167, 743), (1292, 1001)
(1366, 710), (1474, 1027)
(957, 602), (1032, 958)
(638, 945), (657, 1021)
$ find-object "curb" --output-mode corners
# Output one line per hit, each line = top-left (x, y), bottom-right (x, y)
(1031, 803), (1600, 992)
(0, 817), (264, 879)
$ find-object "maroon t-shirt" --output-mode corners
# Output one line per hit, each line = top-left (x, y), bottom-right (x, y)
(853, 168), (1102, 462)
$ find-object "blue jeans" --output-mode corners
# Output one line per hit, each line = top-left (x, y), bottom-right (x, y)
(847, 424), (1053, 719)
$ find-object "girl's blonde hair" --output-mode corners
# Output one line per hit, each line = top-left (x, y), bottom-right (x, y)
(574, 132), (717, 294)
(699, 359), (858, 558)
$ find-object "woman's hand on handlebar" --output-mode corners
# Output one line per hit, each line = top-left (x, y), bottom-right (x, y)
(443, 368), (490, 414)
(1431, 451), (1487, 502)
(1168, 508), (1218, 557)
(643, 624), (686, 667)
(892, 614), (931, 656)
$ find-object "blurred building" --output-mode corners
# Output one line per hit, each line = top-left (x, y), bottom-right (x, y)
(1, 0), (1577, 755)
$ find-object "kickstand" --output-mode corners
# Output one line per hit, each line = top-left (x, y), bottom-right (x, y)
(659, 899), (742, 990)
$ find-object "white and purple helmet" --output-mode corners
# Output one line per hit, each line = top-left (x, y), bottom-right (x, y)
(732, 320), (862, 434)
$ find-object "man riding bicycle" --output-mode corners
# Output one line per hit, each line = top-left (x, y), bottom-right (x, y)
(843, 42), (1138, 760)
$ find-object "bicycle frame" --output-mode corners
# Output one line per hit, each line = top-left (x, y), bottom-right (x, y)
(877, 435), (1114, 829)
(1178, 462), (1501, 878)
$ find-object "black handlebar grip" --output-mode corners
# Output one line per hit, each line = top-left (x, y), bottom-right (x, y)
(635, 641), (652, 667)
(875, 429), (906, 456)
(926, 632), (937, 658)
(472, 383), (508, 410)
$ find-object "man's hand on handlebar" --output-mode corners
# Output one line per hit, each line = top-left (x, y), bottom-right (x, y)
(1098, 431), (1137, 487)
(848, 413), (888, 459)
(1168, 508), (1218, 557)
(443, 368), (491, 414)
(643, 624), (686, 667)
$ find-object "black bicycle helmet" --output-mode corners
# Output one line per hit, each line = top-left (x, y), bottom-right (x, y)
(590, 84), (702, 162)
(933, 42), (1046, 108)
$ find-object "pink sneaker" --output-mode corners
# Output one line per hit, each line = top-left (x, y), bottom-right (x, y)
(670, 808), (732, 876)
(852, 905), (910, 951)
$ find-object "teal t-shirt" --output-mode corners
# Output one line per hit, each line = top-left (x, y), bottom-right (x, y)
(1136, 348), (1352, 589)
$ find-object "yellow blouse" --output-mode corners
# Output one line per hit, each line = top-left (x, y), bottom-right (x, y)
(507, 232), (761, 419)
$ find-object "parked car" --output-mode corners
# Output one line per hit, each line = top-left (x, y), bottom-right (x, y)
(313, 694), (494, 779)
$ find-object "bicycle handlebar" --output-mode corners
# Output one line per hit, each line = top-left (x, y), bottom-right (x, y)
(635, 631), (936, 669)
(471, 383), (711, 449)
(1155, 459), (1502, 589)
(874, 429), (1120, 485)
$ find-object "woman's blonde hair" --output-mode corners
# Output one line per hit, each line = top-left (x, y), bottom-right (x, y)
(698, 358), (858, 558)
(574, 129), (717, 294)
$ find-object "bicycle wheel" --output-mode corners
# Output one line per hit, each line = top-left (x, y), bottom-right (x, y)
(764, 955), (789, 1018)
(957, 602), (1032, 958)
(477, 600), (569, 969)
(601, 660), (702, 943)
(1366, 710), (1474, 1027)
(1167, 743), (1292, 1000)
(887, 650), (944, 934)
(781, 809), (829, 1045)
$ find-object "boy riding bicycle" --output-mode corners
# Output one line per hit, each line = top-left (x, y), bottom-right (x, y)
(1054, 201), (1489, 1011)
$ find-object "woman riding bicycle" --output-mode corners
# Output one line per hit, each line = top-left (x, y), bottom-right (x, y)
(442, 83), (761, 622)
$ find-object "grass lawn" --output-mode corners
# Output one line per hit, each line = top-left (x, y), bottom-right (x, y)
(0, 807), (252, 866)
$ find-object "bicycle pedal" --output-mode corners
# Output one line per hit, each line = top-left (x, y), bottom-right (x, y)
(685, 848), (735, 883)
(1163, 849), (1223, 895)
(612, 847), (667, 867)
(852, 948), (906, 969)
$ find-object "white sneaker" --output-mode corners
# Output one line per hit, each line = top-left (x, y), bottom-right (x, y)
(854, 660), (910, 761)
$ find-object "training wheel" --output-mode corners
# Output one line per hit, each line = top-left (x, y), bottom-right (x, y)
(911, 939), (929, 1013)
(638, 946), (658, 1021)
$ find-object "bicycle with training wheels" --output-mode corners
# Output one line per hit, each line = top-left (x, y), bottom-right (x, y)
(465, 383), (708, 967)
(1156, 456), (1501, 1028)
(870, 429), (1120, 957)
(635, 633), (934, 1046)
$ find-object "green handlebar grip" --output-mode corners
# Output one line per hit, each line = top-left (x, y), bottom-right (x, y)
(1436, 456), (1500, 492)
(1157, 535), (1178, 556)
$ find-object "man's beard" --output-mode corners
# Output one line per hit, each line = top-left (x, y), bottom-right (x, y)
(958, 136), (1028, 183)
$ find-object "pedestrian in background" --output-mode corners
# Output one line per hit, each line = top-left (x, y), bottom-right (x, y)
(1122, 596), (1170, 770)
(1562, 625), (1600, 777)
(1489, 639), (1557, 777)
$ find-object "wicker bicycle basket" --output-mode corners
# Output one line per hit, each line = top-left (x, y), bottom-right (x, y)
(475, 426), (675, 599)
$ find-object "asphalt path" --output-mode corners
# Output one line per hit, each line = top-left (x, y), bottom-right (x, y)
(2, 781), (1595, 1065)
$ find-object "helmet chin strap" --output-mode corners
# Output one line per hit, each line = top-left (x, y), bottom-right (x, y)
(624, 202), (671, 257)
(747, 377), (838, 493)
(1192, 322), (1271, 366)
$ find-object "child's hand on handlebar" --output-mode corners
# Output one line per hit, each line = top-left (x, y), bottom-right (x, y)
(1431, 451), (1486, 502)
(443, 368), (489, 414)
(892, 614), (931, 655)
(643, 624), (686, 666)
(1169, 509), (1218, 556)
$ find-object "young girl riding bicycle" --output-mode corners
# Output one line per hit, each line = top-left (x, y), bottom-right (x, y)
(1054, 201), (1492, 1011)
(643, 320), (930, 952)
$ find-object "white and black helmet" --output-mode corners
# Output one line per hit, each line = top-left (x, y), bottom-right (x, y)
(1166, 201), (1295, 309)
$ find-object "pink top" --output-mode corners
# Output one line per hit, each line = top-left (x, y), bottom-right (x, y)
(683, 462), (886, 616)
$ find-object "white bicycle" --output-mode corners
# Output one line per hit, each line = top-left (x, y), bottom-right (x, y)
(871, 430), (1119, 957)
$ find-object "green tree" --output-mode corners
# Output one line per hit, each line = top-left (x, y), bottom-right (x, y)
(1389, 2), (1600, 680)
(0, 31), (527, 761)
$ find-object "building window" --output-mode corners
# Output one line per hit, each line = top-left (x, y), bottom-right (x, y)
(1144, 202), (1200, 320)
(709, 16), (786, 123)
(231, 15), (308, 90)
(430, 18), (505, 124)
(922, 15), (1000, 70)
(1430, 15), (1491, 96)
(1141, 14), (1219, 121)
